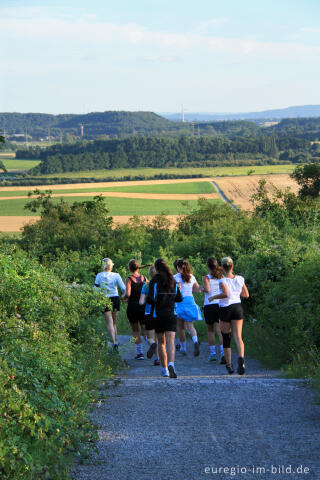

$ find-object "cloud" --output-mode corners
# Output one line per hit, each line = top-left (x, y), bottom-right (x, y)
(1, 6), (320, 61)
(300, 26), (320, 33)
(196, 17), (229, 34)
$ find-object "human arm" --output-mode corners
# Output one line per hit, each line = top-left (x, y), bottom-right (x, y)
(208, 281), (229, 302)
(202, 275), (210, 293)
(192, 281), (204, 293)
(174, 284), (183, 303)
(146, 278), (156, 306)
(241, 283), (249, 298)
(139, 283), (148, 305)
(122, 277), (131, 302)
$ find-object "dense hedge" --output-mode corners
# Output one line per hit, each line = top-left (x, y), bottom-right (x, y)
(0, 246), (117, 479)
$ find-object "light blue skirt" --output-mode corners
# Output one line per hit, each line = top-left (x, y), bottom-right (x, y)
(176, 296), (203, 322)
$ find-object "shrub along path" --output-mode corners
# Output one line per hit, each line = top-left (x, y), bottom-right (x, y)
(73, 336), (320, 480)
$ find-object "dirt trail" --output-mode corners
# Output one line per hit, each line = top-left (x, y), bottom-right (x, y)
(73, 336), (320, 480)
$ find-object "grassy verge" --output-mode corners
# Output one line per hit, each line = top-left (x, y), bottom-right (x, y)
(0, 197), (223, 216)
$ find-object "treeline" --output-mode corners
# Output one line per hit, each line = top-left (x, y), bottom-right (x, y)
(24, 134), (285, 174)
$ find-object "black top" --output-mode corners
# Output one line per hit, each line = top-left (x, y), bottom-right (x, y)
(127, 275), (145, 307)
(147, 273), (183, 318)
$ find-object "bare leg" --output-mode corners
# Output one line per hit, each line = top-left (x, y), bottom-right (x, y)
(166, 331), (176, 364)
(157, 333), (167, 367)
(207, 324), (215, 346)
(112, 312), (118, 342)
(231, 319), (244, 357)
(104, 311), (116, 344)
(177, 317), (186, 342)
(131, 323), (142, 344)
(214, 321), (223, 345)
(146, 329), (156, 344)
(220, 321), (232, 366)
(185, 321), (197, 338)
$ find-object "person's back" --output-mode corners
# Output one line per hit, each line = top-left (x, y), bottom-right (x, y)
(127, 275), (145, 306)
(94, 271), (125, 297)
(148, 273), (182, 318)
(219, 275), (244, 307)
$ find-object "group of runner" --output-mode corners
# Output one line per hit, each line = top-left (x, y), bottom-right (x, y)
(94, 255), (249, 378)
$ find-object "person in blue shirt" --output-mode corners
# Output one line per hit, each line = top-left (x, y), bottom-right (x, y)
(94, 257), (126, 351)
(139, 265), (160, 365)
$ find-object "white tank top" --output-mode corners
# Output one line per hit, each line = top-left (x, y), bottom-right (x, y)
(219, 275), (245, 307)
(203, 275), (223, 306)
(174, 273), (197, 297)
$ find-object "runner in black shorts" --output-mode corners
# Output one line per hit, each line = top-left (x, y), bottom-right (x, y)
(202, 257), (225, 364)
(147, 259), (183, 378)
(124, 259), (147, 360)
(139, 265), (160, 365)
(209, 257), (249, 375)
(94, 257), (126, 351)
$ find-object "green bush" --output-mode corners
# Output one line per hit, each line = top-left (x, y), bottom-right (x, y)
(0, 248), (117, 479)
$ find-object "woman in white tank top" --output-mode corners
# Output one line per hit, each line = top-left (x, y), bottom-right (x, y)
(209, 257), (249, 375)
(202, 257), (225, 364)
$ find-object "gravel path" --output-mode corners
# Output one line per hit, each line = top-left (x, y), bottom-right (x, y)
(211, 181), (239, 212)
(73, 336), (320, 480)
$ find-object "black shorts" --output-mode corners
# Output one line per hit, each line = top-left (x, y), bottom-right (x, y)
(144, 314), (155, 331)
(154, 315), (177, 334)
(104, 296), (120, 313)
(203, 304), (220, 325)
(127, 304), (146, 325)
(219, 303), (243, 323)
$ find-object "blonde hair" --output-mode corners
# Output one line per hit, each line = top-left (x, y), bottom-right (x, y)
(148, 265), (156, 279)
(102, 257), (114, 271)
(222, 257), (233, 271)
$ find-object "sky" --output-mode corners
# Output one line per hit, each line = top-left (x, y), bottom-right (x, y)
(1, 0), (320, 114)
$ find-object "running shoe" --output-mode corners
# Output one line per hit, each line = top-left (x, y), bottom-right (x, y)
(180, 349), (187, 356)
(194, 342), (200, 357)
(161, 368), (169, 377)
(168, 365), (177, 379)
(226, 363), (234, 375)
(153, 358), (160, 366)
(135, 353), (144, 360)
(147, 342), (157, 359)
(219, 354), (226, 365)
(176, 343), (181, 351)
(112, 343), (119, 352)
(237, 357), (245, 375)
(208, 353), (217, 362)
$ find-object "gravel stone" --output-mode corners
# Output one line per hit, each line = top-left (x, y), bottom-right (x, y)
(73, 335), (320, 480)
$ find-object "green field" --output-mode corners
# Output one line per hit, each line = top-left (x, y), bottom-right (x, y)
(2, 159), (41, 170)
(39, 164), (296, 180)
(0, 182), (215, 197)
(0, 196), (223, 216)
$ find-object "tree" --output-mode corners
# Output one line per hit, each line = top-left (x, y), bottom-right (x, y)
(0, 135), (8, 172)
(291, 163), (320, 198)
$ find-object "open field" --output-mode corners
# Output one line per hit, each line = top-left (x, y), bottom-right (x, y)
(0, 181), (215, 197)
(0, 196), (222, 216)
(215, 174), (299, 210)
(37, 164), (296, 180)
(2, 159), (41, 170)
(0, 215), (183, 232)
(0, 152), (16, 158)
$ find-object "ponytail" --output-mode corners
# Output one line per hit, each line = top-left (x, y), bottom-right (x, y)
(154, 258), (175, 290)
(176, 259), (192, 283)
(206, 257), (223, 279)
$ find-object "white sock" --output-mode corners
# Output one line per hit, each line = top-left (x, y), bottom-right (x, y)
(137, 344), (143, 354)
(192, 335), (198, 344)
(210, 345), (216, 354)
(181, 341), (187, 351)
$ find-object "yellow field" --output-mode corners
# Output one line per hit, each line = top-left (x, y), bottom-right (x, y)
(215, 174), (299, 210)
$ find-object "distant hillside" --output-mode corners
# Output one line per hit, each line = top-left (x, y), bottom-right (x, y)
(0, 111), (175, 140)
(163, 105), (320, 122)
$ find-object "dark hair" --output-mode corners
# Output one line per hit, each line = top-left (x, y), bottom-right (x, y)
(173, 259), (179, 272)
(176, 259), (192, 283)
(128, 259), (140, 272)
(154, 258), (175, 290)
(206, 257), (223, 279)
